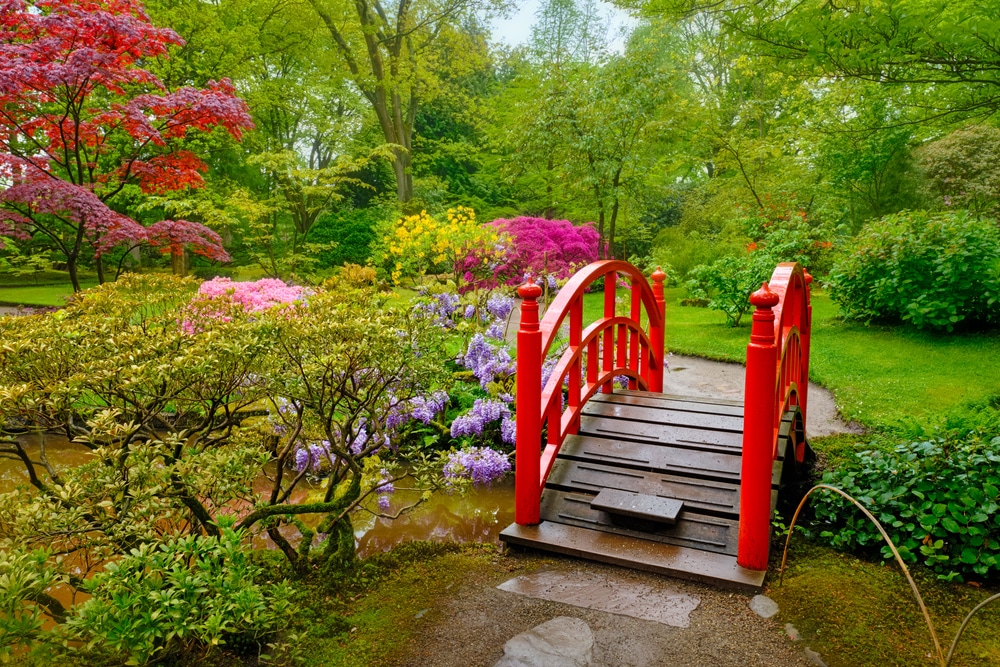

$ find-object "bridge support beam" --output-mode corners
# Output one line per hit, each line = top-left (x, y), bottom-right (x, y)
(738, 283), (779, 571)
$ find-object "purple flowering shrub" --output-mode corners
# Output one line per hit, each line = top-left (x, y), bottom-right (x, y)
(487, 217), (599, 286)
(443, 446), (511, 488)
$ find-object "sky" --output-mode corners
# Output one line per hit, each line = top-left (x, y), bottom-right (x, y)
(488, 0), (639, 52)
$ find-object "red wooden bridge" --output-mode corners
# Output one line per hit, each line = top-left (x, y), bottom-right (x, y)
(499, 260), (812, 592)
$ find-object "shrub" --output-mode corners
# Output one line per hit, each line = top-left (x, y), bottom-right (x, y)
(488, 217), (599, 285)
(685, 205), (829, 326)
(64, 520), (294, 664)
(811, 433), (1000, 582)
(309, 207), (391, 269)
(828, 210), (1000, 330)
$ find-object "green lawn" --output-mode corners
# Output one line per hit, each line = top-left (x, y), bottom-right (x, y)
(0, 281), (95, 306)
(634, 288), (1000, 431)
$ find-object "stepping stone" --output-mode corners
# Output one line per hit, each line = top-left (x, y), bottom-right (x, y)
(493, 616), (593, 667)
(498, 569), (700, 628)
(590, 489), (684, 525)
(749, 594), (779, 619)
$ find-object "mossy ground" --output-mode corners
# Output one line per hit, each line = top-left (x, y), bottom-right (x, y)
(768, 541), (1000, 667)
(271, 542), (516, 666)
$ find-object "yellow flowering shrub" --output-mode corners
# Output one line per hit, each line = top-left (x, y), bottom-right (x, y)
(382, 207), (507, 287)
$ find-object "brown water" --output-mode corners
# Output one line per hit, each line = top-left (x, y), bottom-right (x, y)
(6, 432), (515, 556)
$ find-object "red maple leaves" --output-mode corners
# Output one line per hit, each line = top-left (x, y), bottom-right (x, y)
(0, 0), (251, 279)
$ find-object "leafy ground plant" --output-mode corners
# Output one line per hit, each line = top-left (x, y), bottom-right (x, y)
(809, 433), (1000, 582)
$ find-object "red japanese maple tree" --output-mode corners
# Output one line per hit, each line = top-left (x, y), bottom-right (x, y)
(0, 0), (253, 290)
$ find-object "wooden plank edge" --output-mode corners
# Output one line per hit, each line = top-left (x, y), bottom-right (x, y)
(499, 522), (765, 594)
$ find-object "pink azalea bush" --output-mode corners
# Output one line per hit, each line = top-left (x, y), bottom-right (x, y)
(487, 217), (600, 286)
(182, 277), (308, 333)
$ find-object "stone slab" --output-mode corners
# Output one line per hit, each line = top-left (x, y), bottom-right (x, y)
(498, 569), (701, 628)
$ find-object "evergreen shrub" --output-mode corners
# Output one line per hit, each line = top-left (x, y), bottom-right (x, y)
(828, 210), (1000, 330)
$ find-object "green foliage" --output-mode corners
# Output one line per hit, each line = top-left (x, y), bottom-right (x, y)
(686, 252), (777, 326)
(64, 520), (294, 665)
(309, 206), (393, 269)
(811, 433), (1000, 582)
(828, 210), (1000, 330)
(685, 204), (830, 326)
(0, 549), (65, 657)
(916, 124), (1000, 218)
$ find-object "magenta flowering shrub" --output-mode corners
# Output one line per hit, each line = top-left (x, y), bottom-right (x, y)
(488, 217), (600, 286)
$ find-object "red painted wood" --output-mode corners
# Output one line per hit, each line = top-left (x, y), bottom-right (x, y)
(738, 283), (779, 571)
(514, 261), (667, 527)
(515, 281), (543, 525)
(649, 268), (666, 393)
(737, 262), (812, 570)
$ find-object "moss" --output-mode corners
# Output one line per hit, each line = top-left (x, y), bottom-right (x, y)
(283, 542), (507, 667)
(768, 542), (1000, 667)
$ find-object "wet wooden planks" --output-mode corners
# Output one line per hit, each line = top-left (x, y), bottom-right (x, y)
(500, 389), (794, 591)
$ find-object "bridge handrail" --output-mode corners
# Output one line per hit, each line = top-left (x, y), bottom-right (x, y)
(737, 261), (812, 571)
(514, 260), (666, 526)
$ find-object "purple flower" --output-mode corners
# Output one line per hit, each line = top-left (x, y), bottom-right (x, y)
(464, 304), (476, 319)
(450, 399), (511, 438)
(547, 274), (558, 290)
(500, 415), (516, 445)
(377, 468), (395, 511)
(462, 334), (515, 389)
(615, 374), (630, 389)
(443, 447), (511, 486)
(485, 321), (505, 341)
(486, 293), (515, 321)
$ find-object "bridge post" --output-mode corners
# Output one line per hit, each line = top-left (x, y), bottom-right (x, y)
(738, 282), (779, 571)
(515, 280), (544, 525)
(800, 271), (813, 431)
(649, 267), (667, 393)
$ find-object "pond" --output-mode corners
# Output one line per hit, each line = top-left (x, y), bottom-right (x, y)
(4, 432), (515, 557)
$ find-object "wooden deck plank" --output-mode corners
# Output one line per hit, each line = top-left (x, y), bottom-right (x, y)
(583, 400), (745, 433)
(577, 415), (744, 451)
(545, 458), (741, 516)
(614, 388), (745, 409)
(559, 434), (742, 482)
(499, 522), (766, 593)
(590, 489), (684, 524)
(540, 490), (739, 555)
(590, 391), (745, 417)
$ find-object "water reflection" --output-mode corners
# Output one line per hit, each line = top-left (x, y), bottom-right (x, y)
(5, 432), (514, 556)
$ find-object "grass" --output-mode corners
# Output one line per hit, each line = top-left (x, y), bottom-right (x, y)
(637, 288), (1000, 431)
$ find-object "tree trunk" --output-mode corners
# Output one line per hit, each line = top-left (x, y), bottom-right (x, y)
(393, 148), (414, 206)
(171, 248), (186, 277)
(67, 254), (81, 292)
(95, 255), (105, 285)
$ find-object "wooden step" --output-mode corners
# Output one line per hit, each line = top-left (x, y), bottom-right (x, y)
(540, 490), (739, 555)
(584, 397), (745, 432)
(590, 489), (684, 524)
(578, 414), (744, 451)
(499, 521), (766, 593)
(546, 458), (741, 517)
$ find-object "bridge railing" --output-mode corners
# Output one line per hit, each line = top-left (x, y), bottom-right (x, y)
(738, 262), (812, 571)
(514, 260), (667, 525)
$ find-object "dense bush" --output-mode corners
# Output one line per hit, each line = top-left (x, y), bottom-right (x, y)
(488, 217), (599, 285)
(309, 206), (392, 269)
(811, 434), (1000, 582)
(828, 210), (1000, 330)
